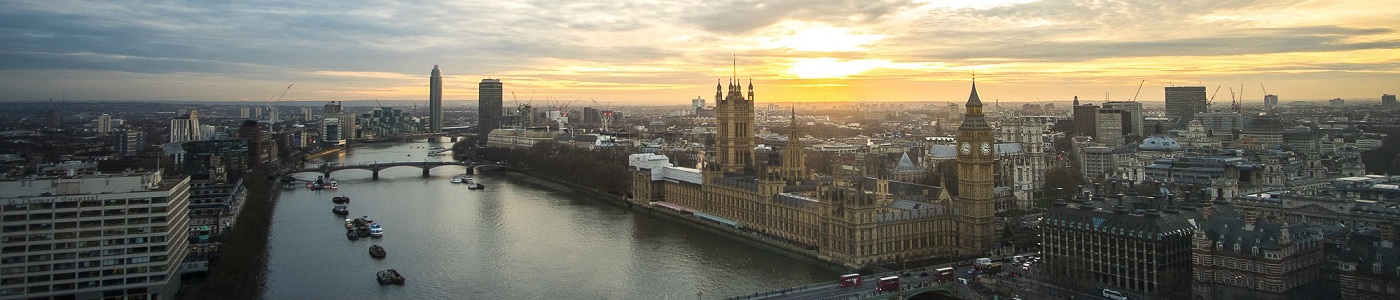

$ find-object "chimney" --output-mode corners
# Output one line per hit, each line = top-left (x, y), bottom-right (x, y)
(1244, 209), (1258, 231)
(1382, 222), (1396, 249)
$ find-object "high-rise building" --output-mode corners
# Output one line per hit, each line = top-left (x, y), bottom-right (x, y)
(1165, 86), (1208, 126)
(95, 114), (112, 135)
(45, 109), (62, 128)
(1264, 94), (1279, 110)
(239, 106), (252, 119)
(478, 79), (503, 143)
(1072, 97), (1098, 137)
(112, 130), (147, 157)
(1102, 101), (1143, 137)
(1096, 108), (1125, 145)
(428, 65), (443, 132)
(1042, 199), (1196, 299)
(169, 110), (202, 143)
(301, 106), (314, 121)
(715, 79), (755, 172)
(955, 79), (997, 255)
(1381, 94), (1396, 108)
(323, 101), (342, 114)
(0, 170), (191, 300)
(582, 107), (601, 124)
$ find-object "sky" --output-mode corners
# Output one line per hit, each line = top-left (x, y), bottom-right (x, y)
(1, 0), (1398, 104)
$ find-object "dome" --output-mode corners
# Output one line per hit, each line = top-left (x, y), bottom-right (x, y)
(1139, 135), (1182, 151)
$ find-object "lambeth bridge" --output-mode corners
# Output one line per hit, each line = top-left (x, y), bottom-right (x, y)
(285, 161), (509, 179)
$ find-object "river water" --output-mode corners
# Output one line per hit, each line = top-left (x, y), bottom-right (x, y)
(261, 138), (839, 299)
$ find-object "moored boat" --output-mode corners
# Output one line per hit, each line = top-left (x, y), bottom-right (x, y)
(332, 196), (350, 204)
(369, 245), (386, 258)
(377, 269), (406, 285)
(346, 230), (359, 241)
(332, 204), (349, 215)
(369, 223), (384, 237)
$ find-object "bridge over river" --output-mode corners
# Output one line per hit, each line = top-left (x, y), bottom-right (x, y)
(285, 160), (509, 179)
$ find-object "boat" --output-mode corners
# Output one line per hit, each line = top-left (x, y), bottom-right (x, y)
(360, 216), (374, 224)
(332, 205), (349, 215)
(369, 245), (386, 258)
(332, 196), (350, 204)
(467, 182), (485, 190)
(377, 269), (406, 285)
(450, 177), (463, 184)
(369, 226), (384, 238)
(344, 218), (354, 229)
(328, 180), (339, 189)
(346, 230), (359, 241)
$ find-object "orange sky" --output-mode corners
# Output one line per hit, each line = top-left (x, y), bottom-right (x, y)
(1, 0), (1397, 104)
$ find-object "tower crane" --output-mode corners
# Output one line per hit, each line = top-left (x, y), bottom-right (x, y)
(1207, 86), (1221, 109)
(1131, 80), (1145, 102)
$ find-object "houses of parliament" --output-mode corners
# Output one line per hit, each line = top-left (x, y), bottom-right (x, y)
(629, 78), (996, 267)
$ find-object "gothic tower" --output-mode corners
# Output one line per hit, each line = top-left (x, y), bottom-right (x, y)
(715, 78), (755, 173)
(955, 79), (997, 255)
(782, 108), (806, 181)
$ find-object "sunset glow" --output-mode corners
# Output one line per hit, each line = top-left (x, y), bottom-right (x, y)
(0, 1), (1396, 103)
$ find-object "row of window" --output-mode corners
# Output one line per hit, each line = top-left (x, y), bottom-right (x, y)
(0, 273), (168, 296)
(2, 226), (171, 244)
(2, 207), (171, 223)
(1, 198), (169, 212)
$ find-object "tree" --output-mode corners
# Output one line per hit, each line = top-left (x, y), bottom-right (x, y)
(1043, 164), (1083, 201)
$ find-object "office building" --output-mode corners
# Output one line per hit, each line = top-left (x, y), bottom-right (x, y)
(112, 130), (147, 158)
(1166, 86), (1208, 126)
(1072, 97), (1098, 137)
(1096, 108), (1125, 145)
(1102, 101), (1143, 137)
(428, 65), (443, 132)
(1382, 94), (1397, 108)
(95, 114), (112, 135)
(0, 170), (191, 300)
(1194, 112), (1245, 134)
(169, 110), (202, 143)
(1264, 94), (1279, 110)
(357, 107), (419, 140)
(1042, 200), (1197, 299)
(478, 79), (503, 144)
(239, 106), (252, 120)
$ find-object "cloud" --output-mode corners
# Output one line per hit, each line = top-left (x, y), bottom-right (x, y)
(683, 0), (918, 34)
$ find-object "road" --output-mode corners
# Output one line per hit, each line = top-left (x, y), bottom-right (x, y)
(737, 270), (947, 300)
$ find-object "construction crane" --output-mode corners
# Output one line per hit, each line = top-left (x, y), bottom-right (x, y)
(1259, 83), (1268, 95)
(1228, 87), (1237, 112)
(1207, 86), (1221, 109)
(1234, 84), (1243, 113)
(264, 84), (292, 131)
(1131, 80), (1145, 102)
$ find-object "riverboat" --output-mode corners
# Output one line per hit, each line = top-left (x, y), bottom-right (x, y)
(332, 196), (350, 204)
(377, 269), (406, 285)
(369, 223), (384, 238)
(369, 245), (386, 258)
(332, 205), (349, 215)
(346, 230), (359, 241)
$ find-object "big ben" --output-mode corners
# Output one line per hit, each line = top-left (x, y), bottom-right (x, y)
(955, 79), (996, 255)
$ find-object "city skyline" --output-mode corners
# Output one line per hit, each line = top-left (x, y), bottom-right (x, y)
(1, 1), (1398, 103)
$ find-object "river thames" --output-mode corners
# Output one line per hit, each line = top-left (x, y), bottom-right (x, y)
(261, 138), (840, 299)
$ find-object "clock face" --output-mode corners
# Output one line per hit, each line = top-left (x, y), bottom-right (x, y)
(981, 142), (991, 155)
(960, 142), (971, 155)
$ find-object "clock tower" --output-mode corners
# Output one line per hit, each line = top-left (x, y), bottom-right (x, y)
(955, 79), (996, 255)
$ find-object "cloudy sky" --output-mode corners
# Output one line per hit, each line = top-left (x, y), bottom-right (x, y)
(1, 0), (1398, 104)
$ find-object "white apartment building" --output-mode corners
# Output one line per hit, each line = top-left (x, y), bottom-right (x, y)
(1, 170), (190, 300)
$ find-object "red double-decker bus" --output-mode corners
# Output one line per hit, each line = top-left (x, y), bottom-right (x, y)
(838, 274), (862, 287)
(935, 267), (955, 282)
(876, 276), (900, 292)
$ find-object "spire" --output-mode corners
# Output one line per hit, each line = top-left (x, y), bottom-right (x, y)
(1073, 96), (1079, 106)
(966, 76), (983, 108)
(431, 65), (440, 77)
(715, 79), (722, 102)
(789, 107), (797, 128)
(747, 78), (754, 101)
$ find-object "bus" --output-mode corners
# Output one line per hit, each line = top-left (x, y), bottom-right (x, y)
(876, 276), (900, 292)
(838, 274), (862, 287)
(935, 267), (955, 282)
